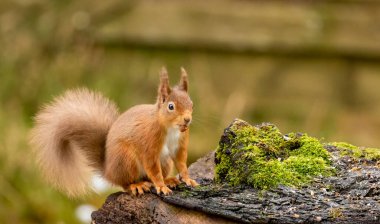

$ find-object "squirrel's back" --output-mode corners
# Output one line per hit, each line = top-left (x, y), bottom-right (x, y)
(29, 88), (119, 197)
(107, 104), (158, 143)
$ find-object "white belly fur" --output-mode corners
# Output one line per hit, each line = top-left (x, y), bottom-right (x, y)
(161, 127), (181, 160)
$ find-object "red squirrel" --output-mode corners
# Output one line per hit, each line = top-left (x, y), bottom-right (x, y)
(30, 67), (198, 197)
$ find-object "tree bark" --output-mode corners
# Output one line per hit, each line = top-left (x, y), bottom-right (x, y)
(92, 120), (380, 224)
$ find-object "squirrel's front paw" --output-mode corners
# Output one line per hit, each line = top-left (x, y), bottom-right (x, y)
(182, 177), (199, 187)
(155, 185), (172, 195)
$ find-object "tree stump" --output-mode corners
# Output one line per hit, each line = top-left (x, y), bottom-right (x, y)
(92, 119), (380, 224)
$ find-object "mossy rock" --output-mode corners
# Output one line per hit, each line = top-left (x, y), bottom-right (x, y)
(215, 119), (380, 190)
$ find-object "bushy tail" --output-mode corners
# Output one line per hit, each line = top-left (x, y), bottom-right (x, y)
(29, 88), (119, 197)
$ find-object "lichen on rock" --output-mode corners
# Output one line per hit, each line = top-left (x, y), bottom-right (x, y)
(215, 119), (334, 189)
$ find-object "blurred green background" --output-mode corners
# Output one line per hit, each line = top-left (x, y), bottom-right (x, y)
(1, 0), (380, 223)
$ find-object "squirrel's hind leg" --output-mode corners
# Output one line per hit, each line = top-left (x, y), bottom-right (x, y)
(124, 181), (152, 196)
(164, 177), (180, 188)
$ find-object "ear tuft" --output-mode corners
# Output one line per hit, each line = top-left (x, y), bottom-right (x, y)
(179, 67), (188, 92)
(160, 66), (169, 79)
(158, 67), (171, 104)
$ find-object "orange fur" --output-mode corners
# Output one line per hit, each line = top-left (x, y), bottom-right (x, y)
(104, 67), (197, 195)
(30, 67), (197, 197)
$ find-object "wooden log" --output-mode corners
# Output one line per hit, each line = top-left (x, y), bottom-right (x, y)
(90, 191), (234, 224)
(92, 119), (380, 224)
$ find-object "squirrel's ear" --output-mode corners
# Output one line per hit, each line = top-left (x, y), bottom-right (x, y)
(158, 67), (172, 103)
(179, 67), (188, 92)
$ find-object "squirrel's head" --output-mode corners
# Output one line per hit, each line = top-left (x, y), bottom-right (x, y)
(157, 67), (193, 132)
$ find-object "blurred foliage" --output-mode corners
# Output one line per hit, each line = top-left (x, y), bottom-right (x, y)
(1, 0), (380, 223)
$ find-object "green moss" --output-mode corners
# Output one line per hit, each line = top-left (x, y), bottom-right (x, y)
(330, 142), (363, 158)
(247, 159), (302, 189)
(215, 120), (333, 190)
(284, 156), (332, 177)
(330, 142), (380, 160)
(289, 134), (330, 161)
(180, 189), (194, 197)
(193, 185), (212, 191)
(363, 148), (380, 160)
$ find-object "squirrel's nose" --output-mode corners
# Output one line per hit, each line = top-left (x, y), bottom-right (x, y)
(184, 117), (191, 124)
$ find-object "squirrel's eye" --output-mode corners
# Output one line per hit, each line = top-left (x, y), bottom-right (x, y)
(168, 103), (175, 111)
